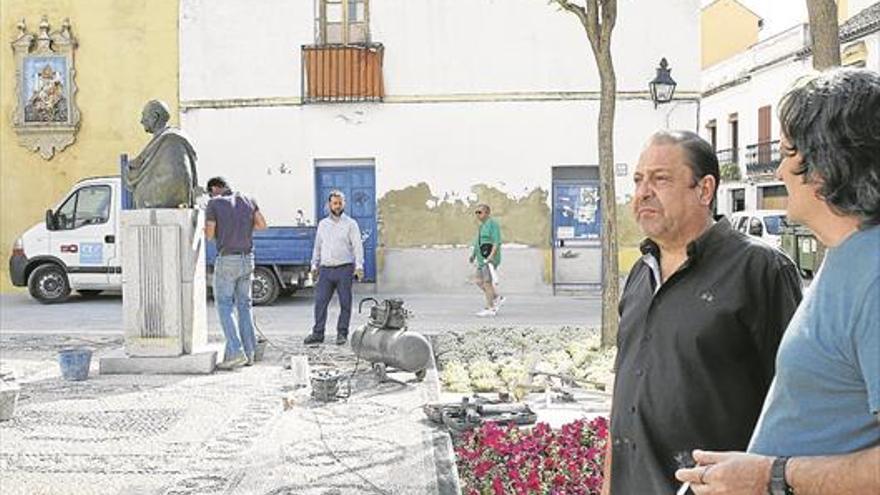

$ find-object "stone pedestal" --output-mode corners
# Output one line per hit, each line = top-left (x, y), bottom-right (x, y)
(100, 209), (215, 374)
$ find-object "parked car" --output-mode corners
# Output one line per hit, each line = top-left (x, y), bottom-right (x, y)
(9, 176), (315, 305)
(729, 210), (787, 249)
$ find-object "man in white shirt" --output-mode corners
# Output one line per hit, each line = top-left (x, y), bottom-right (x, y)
(304, 190), (364, 345)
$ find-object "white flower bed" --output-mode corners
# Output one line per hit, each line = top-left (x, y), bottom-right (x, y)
(430, 327), (617, 395)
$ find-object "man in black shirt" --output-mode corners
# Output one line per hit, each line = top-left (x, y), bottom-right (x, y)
(603, 131), (802, 494)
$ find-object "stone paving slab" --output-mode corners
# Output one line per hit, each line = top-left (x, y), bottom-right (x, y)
(0, 334), (460, 495)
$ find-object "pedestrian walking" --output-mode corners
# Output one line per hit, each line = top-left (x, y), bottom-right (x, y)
(469, 204), (505, 316)
(205, 176), (267, 369)
(303, 190), (364, 345)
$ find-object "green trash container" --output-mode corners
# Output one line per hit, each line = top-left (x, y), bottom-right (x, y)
(781, 223), (819, 278)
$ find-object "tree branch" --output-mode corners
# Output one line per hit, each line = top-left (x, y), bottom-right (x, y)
(599, 0), (617, 52)
(551, 0), (616, 59)
(551, 0), (590, 32)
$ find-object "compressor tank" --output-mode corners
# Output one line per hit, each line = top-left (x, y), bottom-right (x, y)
(350, 323), (433, 373)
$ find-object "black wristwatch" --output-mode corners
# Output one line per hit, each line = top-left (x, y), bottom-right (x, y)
(768, 456), (794, 495)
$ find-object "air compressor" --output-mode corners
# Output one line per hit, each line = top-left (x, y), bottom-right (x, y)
(350, 298), (432, 381)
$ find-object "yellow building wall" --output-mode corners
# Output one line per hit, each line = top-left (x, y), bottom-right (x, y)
(701, 0), (761, 68)
(0, 0), (179, 292)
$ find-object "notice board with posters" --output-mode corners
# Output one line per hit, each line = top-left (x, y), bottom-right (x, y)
(552, 181), (602, 241)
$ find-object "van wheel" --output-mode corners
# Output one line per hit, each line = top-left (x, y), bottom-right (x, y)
(77, 290), (103, 298)
(28, 264), (71, 304)
(252, 266), (279, 306)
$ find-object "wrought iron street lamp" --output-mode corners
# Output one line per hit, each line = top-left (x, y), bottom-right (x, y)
(649, 58), (677, 108)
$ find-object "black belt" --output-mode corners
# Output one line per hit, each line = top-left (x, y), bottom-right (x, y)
(219, 250), (252, 256)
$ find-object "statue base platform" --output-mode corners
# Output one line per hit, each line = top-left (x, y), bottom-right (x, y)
(121, 209), (207, 357)
(99, 344), (222, 375)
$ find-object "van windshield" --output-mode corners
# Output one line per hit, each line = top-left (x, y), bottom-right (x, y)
(764, 215), (786, 235)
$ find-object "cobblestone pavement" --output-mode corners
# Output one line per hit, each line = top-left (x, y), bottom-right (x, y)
(0, 334), (459, 495)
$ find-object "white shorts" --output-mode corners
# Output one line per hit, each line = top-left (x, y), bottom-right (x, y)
(476, 263), (500, 287)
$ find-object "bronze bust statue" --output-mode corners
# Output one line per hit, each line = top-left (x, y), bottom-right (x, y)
(123, 100), (199, 208)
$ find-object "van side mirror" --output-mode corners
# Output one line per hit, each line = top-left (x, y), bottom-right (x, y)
(45, 209), (57, 231)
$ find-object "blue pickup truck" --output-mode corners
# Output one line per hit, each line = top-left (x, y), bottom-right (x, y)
(206, 226), (316, 305)
(9, 176), (316, 305)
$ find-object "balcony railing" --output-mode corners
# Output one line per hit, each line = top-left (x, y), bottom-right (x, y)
(301, 43), (385, 103)
(745, 140), (780, 177)
(716, 147), (738, 165)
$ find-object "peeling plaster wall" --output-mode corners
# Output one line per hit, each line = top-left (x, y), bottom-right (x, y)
(181, 100), (699, 226)
(180, 0), (701, 100)
(179, 0), (701, 291)
(379, 247), (549, 294)
(378, 183), (550, 248)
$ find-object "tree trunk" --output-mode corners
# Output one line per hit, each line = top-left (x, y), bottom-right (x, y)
(597, 51), (620, 348)
(551, 0), (620, 348)
(805, 0), (839, 266)
(806, 0), (841, 69)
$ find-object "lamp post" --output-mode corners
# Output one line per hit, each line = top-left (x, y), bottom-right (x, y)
(649, 57), (677, 108)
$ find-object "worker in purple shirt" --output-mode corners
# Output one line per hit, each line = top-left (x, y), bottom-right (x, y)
(303, 190), (364, 346)
(205, 177), (267, 369)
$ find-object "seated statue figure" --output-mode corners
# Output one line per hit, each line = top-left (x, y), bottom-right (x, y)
(124, 100), (199, 209)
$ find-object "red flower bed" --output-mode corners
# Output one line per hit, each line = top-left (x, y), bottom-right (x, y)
(456, 417), (608, 495)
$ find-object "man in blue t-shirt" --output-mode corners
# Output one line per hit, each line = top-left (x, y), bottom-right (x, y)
(676, 68), (880, 494)
(205, 177), (267, 369)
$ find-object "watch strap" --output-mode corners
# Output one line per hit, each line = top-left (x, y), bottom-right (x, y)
(768, 456), (793, 495)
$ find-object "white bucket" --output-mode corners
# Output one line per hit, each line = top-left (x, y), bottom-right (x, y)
(290, 355), (311, 387)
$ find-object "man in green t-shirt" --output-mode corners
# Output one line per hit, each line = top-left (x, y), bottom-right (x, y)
(469, 204), (505, 316)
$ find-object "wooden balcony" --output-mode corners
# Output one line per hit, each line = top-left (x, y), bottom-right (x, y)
(301, 43), (384, 103)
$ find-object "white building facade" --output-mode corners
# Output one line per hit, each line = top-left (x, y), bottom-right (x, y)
(702, 2), (880, 217)
(179, 0), (700, 293)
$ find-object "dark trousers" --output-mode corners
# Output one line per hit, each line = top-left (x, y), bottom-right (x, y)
(312, 264), (354, 337)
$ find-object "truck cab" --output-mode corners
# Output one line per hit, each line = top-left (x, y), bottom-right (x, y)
(10, 176), (121, 302)
(10, 176), (315, 305)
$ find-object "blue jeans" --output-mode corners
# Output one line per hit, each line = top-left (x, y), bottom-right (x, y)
(213, 254), (256, 361)
(312, 264), (354, 337)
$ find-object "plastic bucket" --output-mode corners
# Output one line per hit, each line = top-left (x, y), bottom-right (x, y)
(58, 348), (92, 381)
(0, 384), (20, 421)
(254, 339), (268, 362)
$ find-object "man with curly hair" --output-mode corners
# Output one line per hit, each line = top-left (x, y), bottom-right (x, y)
(676, 68), (880, 495)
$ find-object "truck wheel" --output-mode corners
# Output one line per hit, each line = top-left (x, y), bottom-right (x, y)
(28, 264), (71, 304)
(252, 266), (279, 306)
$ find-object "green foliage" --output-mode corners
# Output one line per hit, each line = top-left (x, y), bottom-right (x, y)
(720, 162), (742, 182)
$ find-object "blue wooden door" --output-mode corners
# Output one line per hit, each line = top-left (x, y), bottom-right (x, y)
(314, 166), (377, 282)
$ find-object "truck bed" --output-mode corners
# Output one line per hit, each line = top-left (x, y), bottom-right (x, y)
(205, 226), (316, 265)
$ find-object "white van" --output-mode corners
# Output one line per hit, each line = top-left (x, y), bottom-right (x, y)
(9, 176), (122, 303)
(10, 175), (317, 305)
(729, 210), (788, 249)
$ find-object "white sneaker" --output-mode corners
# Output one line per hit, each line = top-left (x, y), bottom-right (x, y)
(494, 296), (506, 309)
(476, 308), (497, 317)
